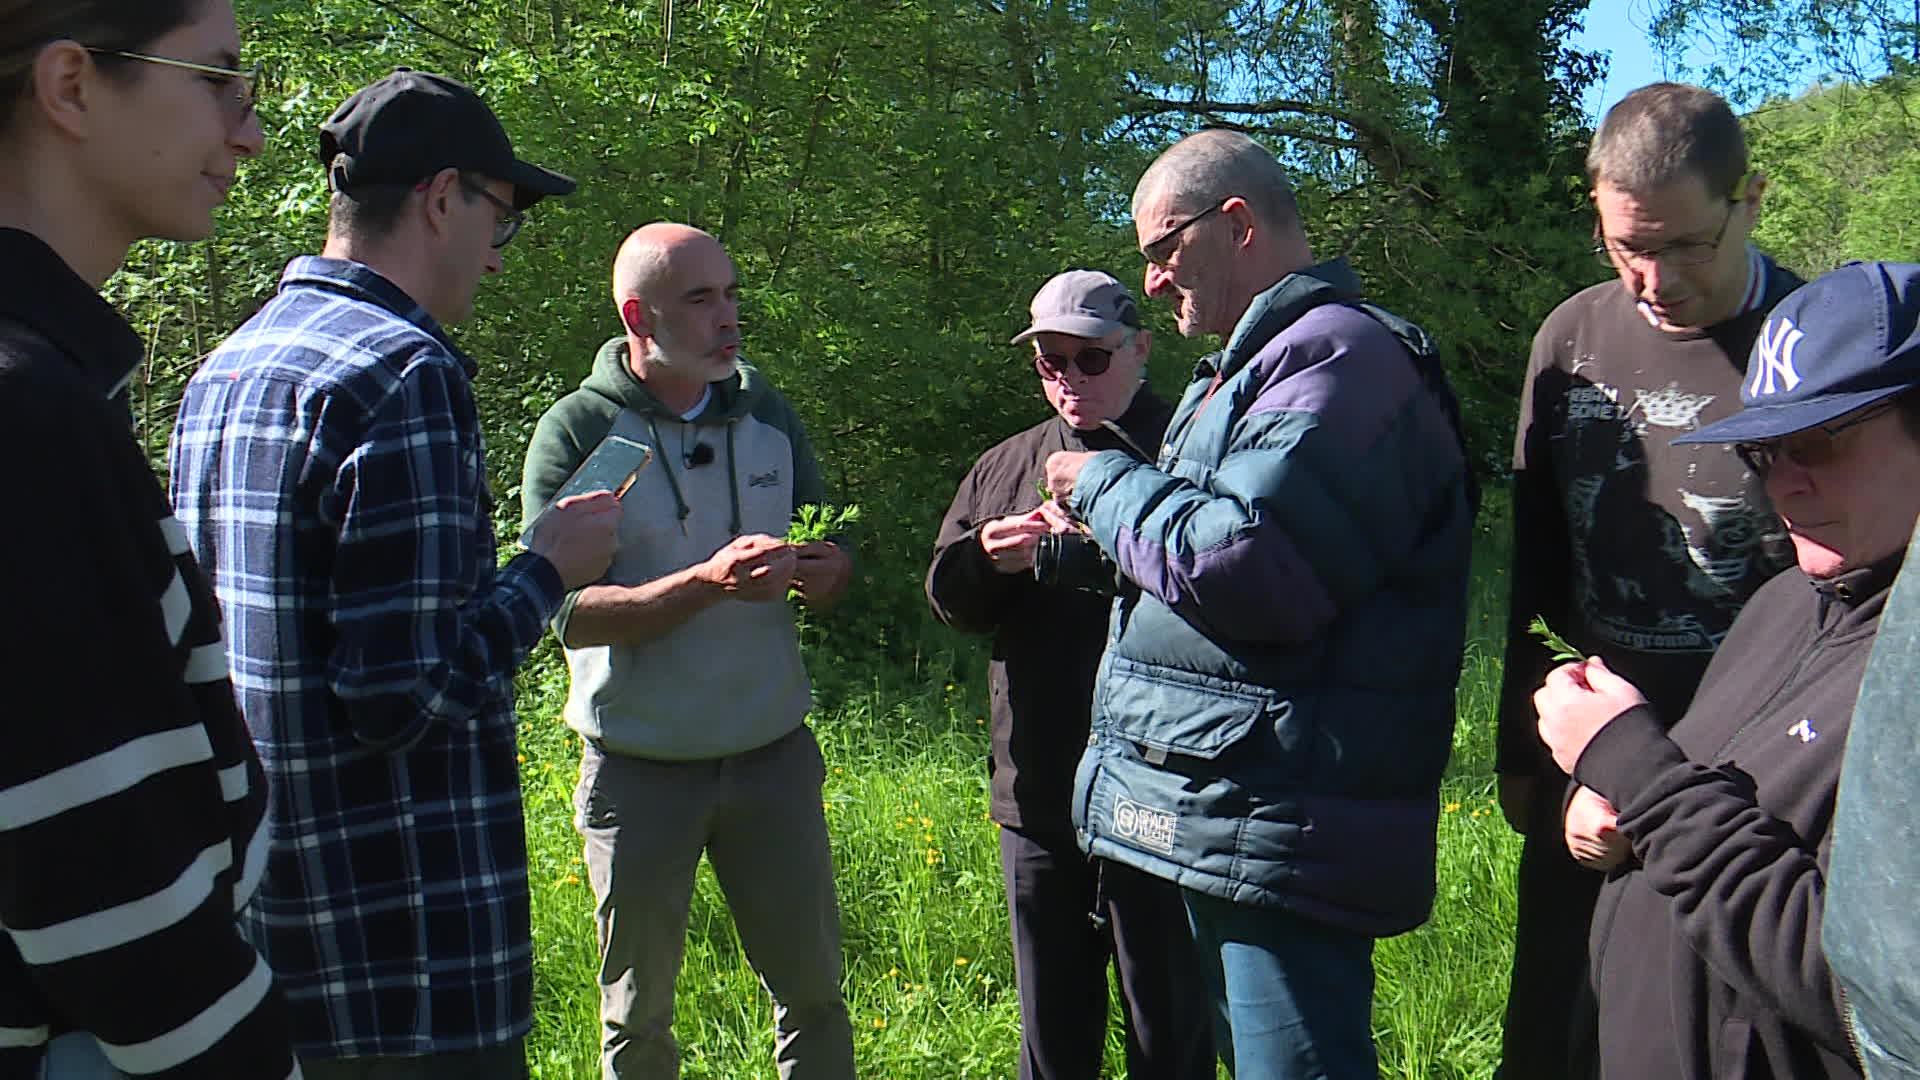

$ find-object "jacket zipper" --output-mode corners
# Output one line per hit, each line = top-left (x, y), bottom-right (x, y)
(1837, 982), (1865, 1071)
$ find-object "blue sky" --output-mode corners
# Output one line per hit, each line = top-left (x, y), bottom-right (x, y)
(1568, 0), (1828, 118)
(1570, 0), (1675, 118)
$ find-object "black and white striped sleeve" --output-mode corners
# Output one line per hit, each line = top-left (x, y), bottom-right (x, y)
(0, 379), (298, 1078)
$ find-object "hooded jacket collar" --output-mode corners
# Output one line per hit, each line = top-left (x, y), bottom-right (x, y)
(1208, 258), (1364, 383)
(1811, 548), (1907, 630)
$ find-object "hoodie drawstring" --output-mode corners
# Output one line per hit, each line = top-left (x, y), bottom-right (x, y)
(725, 420), (742, 537)
(646, 416), (694, 533)
(647, 414), (745, 538)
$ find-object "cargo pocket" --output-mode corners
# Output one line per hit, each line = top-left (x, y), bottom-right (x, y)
(573, 744), (613, 832)
(1100, 661), (1275, 765)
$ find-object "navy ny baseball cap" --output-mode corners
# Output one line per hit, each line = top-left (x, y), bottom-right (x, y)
(1675, 261), (1920, 445)
(318, 68), (575, 211)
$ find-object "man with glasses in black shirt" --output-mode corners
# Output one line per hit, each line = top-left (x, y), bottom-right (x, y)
(1496, 81), (1802, 1078)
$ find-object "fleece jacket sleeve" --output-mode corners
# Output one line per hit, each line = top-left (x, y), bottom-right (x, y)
(1576, 706), (1853, 1058)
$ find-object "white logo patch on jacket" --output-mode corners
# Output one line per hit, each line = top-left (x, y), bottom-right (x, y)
(1112, 796), (1177, 856)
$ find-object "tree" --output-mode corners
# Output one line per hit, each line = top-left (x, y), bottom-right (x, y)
(117, 0), (1613, 665)
(1746, 75), (1920, 273)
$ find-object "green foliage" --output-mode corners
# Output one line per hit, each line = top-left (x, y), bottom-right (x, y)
(1747, 75), (1920, 275)
(117, 0), (1613, 678)
(786, 504), (862, 546)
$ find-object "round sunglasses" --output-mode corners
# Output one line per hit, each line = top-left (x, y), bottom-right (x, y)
(1034, 346), (1116, 381)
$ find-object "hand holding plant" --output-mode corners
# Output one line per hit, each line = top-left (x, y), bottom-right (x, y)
(787, 504), (858, 608)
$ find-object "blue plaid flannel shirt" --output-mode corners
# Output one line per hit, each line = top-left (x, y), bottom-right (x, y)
(168, 257), (563, 1060)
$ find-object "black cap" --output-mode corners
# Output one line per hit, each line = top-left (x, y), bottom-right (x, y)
(318, 68), (576, 211)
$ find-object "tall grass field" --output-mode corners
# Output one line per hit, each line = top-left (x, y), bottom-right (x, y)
(515, 519), (1521, 1078)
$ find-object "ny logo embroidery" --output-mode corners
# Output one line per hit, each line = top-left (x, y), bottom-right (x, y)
(1749, 317), (1807, 398)
(1787, 718), (1818, 743)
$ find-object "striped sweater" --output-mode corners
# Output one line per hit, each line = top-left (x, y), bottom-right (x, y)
(0, 228), (297, 1078)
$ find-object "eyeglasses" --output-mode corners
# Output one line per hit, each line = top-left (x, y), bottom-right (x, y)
(459, 177), (523, 248)
(1141, 201), (1228, 268)
(1733, 401), (1897, 476)
(86, 48), (258, 127)
(1594, 200), (1739, 269)
(1035, 340), (1127, 381)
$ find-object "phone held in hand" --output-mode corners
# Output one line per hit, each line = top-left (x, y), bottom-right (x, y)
(519, 434), (653, 547)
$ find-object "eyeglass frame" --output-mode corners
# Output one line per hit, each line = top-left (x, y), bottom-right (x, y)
(84, 48), (259, 124)
(1140, 200), (1229, 268)
(1592, 198), (1741, 269)
(1034, 331), (1136, 381)
(457, 175), (523, 248)
(1733, 400), (1899, 476)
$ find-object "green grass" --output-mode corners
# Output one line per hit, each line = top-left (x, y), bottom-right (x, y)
(515, 521), (1520, 1078)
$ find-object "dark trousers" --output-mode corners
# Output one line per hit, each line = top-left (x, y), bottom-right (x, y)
(1000, 826), (1215, 1080)
(1498, 779), (1605, 1080)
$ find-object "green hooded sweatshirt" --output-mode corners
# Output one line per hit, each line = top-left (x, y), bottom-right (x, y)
(521, 336), (825, 760)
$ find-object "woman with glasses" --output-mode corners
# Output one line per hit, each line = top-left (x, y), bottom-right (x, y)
(1534, 261), (1920, 1080)
(0, 2), (290, 1079)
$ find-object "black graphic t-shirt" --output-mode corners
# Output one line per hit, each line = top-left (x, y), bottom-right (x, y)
(1496, 258), (1804, 777)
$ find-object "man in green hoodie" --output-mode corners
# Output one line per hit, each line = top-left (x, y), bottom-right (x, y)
(521, 222), (854, 1080)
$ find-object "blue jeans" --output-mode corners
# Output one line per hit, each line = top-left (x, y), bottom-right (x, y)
(1183, 890), (1377, 1080)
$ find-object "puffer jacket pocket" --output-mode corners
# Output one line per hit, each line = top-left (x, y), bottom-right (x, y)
(1099, 658), (1277, 762)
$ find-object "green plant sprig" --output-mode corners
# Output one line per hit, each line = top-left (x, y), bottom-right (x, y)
(1527, 616), (1586, 663)
(786, 504), (861, 607)
(787, 503), (862, 546)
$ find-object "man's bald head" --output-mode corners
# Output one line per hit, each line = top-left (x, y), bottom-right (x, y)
(1132, 129), (1301, 234)
(613, 222), (721, 309)
(610, 222), (742, 388)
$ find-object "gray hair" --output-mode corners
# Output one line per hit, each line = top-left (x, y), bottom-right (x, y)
(1132, 129), (1301, 230)
(1587, 82), (1750, 200)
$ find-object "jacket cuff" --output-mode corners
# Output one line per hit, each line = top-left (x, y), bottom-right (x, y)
(1572, 704), (1688, 809)
(509, 549), (568, 620)
(1068, 449), (1137, 526)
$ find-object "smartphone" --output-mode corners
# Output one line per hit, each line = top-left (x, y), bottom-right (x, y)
(519, 434), (653, 547)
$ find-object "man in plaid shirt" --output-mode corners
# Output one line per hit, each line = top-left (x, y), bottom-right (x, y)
(167, 70), (618, 1079)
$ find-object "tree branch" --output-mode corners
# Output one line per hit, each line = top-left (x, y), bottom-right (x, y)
(1119, 90), (1419, 182)
(361, 0), (484, 55)
(1193, 118), (1371, 153)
